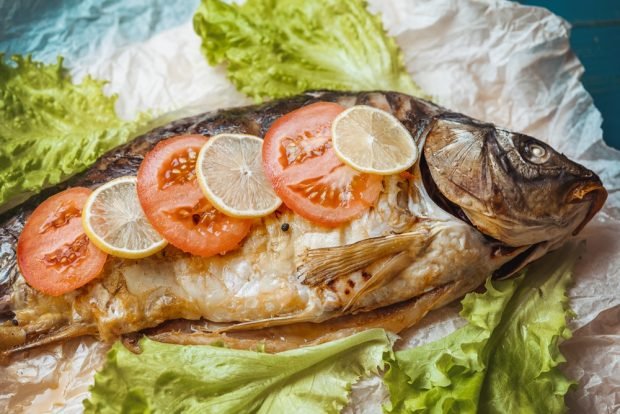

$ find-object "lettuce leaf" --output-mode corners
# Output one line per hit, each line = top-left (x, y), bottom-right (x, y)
(0, 54), (148, 212)
(384, 243), (578, 414)
(84, 328), (391, 414)
(193, 0), (425, 101)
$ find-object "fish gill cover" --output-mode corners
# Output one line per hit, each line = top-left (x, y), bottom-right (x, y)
(0, 54), (148, 213)
(193, 0), (427, 101)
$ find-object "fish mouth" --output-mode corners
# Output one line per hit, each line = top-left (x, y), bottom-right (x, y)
(567, 179), (608, 235)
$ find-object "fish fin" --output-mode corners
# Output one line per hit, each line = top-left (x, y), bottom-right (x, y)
(147, 282), (460, 353)
(0, 323), (96, 364)
(212, 303), (322, 333)
(213, 314), (316, 333)
(343, 251), (413, 313)
(297, 226), (431, 287)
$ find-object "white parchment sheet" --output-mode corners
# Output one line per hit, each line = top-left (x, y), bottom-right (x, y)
(1, 0), (618, 412)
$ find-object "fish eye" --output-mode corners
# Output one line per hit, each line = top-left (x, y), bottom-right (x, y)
(523, 141), (550, 164)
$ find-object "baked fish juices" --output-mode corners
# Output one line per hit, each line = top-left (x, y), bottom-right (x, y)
(0, 91), (606, 358)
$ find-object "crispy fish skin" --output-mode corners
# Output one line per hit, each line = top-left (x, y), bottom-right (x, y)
(0, 90), (606, 358)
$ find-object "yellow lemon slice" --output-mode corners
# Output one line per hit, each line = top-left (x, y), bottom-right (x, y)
(196, 133), (282, 218)
(82, 176), (167, 259)
(332, 105), (418, 175)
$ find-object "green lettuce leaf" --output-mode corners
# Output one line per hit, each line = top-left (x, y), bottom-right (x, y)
(84, 328), (391, 414)
(384, 243), (578, 414)
(193, 0), (425, 101)
(0, 54), (148, 212)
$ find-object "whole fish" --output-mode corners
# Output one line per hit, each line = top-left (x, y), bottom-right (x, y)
(0, 91), (607, 359)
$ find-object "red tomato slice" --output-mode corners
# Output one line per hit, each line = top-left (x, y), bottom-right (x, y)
(137, 135), (252, 257)
(262, 102), (383, 226)
(17, 187), (108, 296)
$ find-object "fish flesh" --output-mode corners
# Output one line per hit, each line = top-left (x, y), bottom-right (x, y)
(0, 90), (607, 359)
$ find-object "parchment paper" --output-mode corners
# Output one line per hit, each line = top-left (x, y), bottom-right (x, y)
(1, 0), (619, 412)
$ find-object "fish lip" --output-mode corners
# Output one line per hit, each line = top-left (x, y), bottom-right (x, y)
(567, 180), (608, 235)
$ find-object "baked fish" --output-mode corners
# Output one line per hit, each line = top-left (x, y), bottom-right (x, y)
(0, 91), (607, 359)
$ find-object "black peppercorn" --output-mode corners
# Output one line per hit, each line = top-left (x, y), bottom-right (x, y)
(281, 223), (290, 232)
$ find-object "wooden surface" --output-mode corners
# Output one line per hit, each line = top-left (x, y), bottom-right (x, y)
(521, 1), (620, 150)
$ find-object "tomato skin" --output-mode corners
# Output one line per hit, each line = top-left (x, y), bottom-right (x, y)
(137, 135), (252, 257)
(262, 102), (383, 227)
(17, 187), (108, 296)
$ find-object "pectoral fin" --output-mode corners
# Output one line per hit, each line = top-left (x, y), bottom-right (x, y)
(343, 251), (412, 312)
(297, 225), (432, 288)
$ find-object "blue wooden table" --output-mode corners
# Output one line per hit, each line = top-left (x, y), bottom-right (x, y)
(521, 1), (620, 150)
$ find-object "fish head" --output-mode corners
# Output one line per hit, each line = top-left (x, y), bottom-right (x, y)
(423, 115), (607, 247)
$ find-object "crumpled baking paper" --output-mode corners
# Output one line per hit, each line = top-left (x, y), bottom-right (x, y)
(1, 0), (619, 412)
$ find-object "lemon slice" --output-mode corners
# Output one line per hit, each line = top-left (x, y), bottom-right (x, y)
(82, 176), (167, 259)
(196, 133), (282, 218)
(332, 105), (418, 175)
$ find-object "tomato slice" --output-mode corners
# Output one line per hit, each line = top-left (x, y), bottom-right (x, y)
(17, 187), (108, 296)
(262, 102), (383, 226)
(137, 135), (252, 257)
